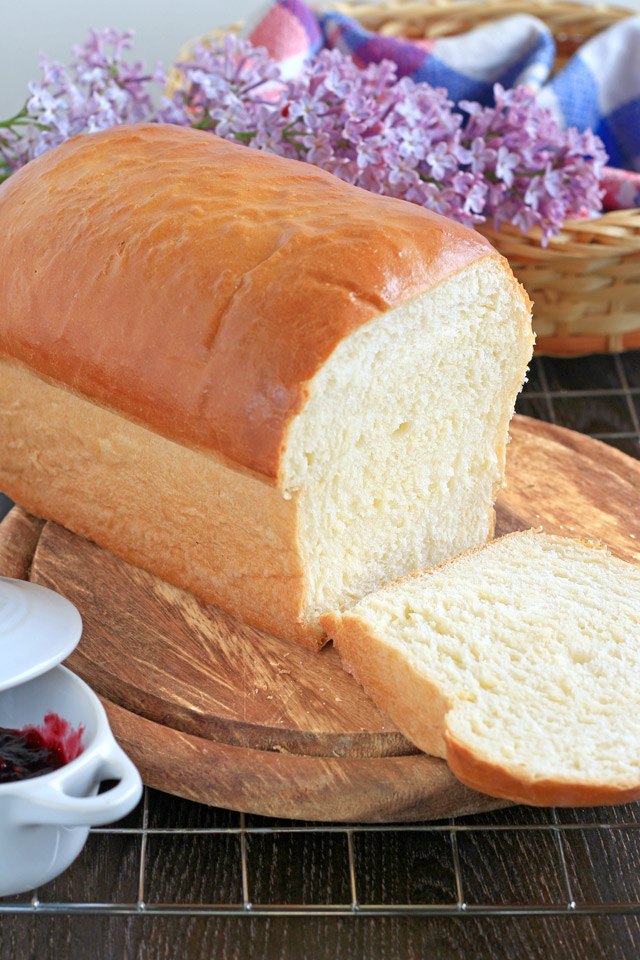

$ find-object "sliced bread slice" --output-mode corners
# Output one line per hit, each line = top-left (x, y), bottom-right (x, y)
(321, 531), (640, 806)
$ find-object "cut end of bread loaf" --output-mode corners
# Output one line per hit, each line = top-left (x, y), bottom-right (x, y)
(321, 531), (640, 806)
(284, 255), (532, 637)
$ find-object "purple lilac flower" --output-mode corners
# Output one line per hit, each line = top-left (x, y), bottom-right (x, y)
(459, 84), (607, 240)
(0, 29), (160, 179)
(0, 32), (606, 241)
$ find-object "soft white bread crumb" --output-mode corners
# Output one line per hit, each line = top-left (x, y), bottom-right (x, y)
(283, 256), (532, 632)
(321, 531), (640, 806)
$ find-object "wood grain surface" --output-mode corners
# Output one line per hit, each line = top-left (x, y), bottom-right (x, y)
(32, 520), (416, 760)
(2, 414), (640, 822)
(495, 417), (640, 557)
(101, 696), (502, 821)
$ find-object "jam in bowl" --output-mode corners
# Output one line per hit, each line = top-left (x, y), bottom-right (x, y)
(0, 664), (142, 897)
(0, 711), (85, 783)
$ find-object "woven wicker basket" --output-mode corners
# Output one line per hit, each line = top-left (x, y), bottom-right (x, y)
(183, 0), (640, 356)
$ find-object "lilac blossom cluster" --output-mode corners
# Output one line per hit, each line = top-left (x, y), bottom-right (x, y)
(0, 29), (163, 179)
(0, 29), (606, 240)
(164, 35), (606, 241)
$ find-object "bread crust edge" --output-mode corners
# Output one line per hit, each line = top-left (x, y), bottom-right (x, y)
(443, 728), (640, 807)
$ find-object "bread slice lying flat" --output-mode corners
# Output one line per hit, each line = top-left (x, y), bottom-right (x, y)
(321, 531), (640, 806)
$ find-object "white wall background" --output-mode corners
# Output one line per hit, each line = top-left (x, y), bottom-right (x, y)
(1, 0), (639, 118)
(0, 0), (259, 118)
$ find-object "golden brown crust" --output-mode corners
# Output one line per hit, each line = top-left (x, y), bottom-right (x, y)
(0, 361), (324, 648)
(0, 123), (498, 481)
(444, 729), (640, 807)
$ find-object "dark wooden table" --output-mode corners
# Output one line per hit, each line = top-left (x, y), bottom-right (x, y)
(1, 351), (640, 960)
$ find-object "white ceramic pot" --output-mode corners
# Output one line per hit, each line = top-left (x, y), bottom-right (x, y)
(0, 664), (142, 897)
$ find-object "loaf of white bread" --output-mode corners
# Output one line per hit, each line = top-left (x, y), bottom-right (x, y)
(0, 123), (533, 647)
(322, 531), (640, 806)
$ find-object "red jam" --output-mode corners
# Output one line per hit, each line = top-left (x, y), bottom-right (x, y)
(0, 712), (84, 783)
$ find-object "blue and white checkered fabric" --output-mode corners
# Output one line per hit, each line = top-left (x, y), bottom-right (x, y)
(247, 0), (640, 178)
(320, 9), (640, 172)
(320, 12), (556, 104)
(537, 16), (640, 172)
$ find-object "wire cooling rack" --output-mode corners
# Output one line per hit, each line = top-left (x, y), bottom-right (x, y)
(1, 787), (640, 917)
(516, 351), (640, 457)
(1, 352), (639, 920)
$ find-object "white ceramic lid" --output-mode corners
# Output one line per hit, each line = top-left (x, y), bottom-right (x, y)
(0, 576), (82, 691)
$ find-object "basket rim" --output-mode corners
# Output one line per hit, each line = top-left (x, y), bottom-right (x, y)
(324, 0), (633, 22)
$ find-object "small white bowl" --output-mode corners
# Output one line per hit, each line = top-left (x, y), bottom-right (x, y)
(0, 576), (142, 898)
(0, 665), (142, 897)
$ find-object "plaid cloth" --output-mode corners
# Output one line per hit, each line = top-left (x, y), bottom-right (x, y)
(320, 10), (556, 104)
(245, 0), (640, 208)
(537, 15), (640, 174)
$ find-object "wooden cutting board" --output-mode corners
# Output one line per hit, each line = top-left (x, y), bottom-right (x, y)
(1, 415), (639, 821)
